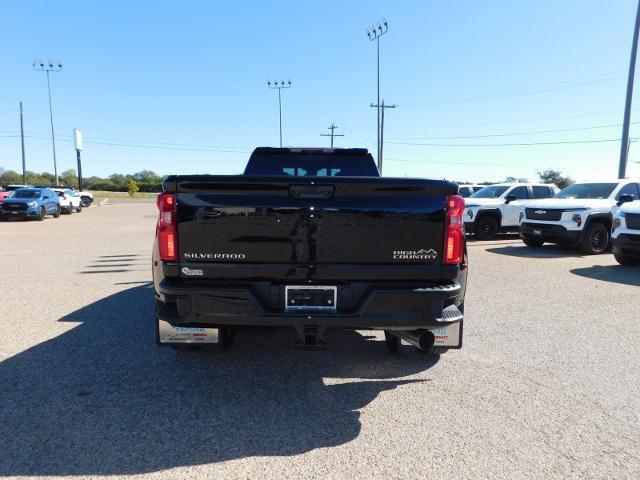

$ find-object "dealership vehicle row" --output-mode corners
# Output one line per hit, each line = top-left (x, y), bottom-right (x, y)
(0, 185), (93, 221)
(459, 179), (640, 264)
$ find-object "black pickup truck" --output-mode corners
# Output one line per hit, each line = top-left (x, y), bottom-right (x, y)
(152, 147), (467, 355)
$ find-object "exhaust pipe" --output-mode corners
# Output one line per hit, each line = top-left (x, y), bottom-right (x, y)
(390, 329), (435, 351)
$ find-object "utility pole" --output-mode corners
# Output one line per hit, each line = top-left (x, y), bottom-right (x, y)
(267, 79), (292, 148)
(366, 18), (389, 169)
(619, 0), (640, 179)
(33, 59), (63, 185)
(370, 100), (396, 174)
(19, 101), (26, 185)
(320, 123), (344, 148)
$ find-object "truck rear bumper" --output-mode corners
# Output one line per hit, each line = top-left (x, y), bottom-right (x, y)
(156, 280), (464, 332)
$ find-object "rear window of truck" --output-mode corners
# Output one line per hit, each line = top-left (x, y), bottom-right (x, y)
(244, 152), (380, 177)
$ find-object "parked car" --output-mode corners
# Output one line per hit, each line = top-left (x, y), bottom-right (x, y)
(463, 183), (559, 240)
(78, 191), (94, 207)
(519, 180), (640, 254)
(33, 185), (94, 207)
(612, 197), (640, 265)
(52, 188), (82, 214)
(458, 185), (483, 198)
(153, 147), (468, 355)
(0, 188), (60, 221)
(4, 184), (32, 191)
(0, 188), (10, 204)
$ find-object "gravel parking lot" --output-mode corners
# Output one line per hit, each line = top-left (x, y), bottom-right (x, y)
(1, 202), (638, 480)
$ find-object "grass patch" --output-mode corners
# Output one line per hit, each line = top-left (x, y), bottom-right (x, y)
(89, 191), (157, 202)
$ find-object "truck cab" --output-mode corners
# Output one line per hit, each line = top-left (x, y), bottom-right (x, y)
(464, 183), (559, 240)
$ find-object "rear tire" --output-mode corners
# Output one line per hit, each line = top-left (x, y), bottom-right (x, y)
(81, 197), (91, 207)
(53, 206), (60, 218)
(580, 223), (609, 255)
(75, 204), (82, 213)
(523, 237), (544, 247)
(475, 216), (499, 240)
(614, 252), (640, 266)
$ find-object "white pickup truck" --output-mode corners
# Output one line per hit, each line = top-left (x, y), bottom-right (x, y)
(612, 199), (640, 265)
(463, 183), (559, 240)
(519, 180), (640, 254)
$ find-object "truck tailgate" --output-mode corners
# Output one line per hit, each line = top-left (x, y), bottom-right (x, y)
(173, 176), (449, 281)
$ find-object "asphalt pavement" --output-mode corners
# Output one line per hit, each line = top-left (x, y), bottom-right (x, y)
(0, 202), (638, 480)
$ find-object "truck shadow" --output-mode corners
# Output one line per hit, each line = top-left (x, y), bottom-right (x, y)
(485, 245), (587, 259)
(570, 265), (640, 286)
(0, 285), (438, 476)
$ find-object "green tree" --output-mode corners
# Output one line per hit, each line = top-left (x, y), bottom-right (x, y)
(60, 169), (79, 188)
(109, 174), (127, 190)
(537, 168), (573, 190)
(133, 170), (161, 183)
(0, 169), (22, 185)
(127, 179), (140, 197)
(504, 176), (529, 183)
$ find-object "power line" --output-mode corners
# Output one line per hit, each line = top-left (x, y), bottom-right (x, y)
(388, 121), (640, 141)
(12, 133), (251, 153)
(401, 69), (627, 108)
(386, 157), (521, 166)
(0, 130), (251, 153)
(387, 138), (624, 147)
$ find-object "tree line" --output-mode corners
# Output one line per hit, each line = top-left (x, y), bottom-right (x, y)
(0, 168), (164, 192)
(1, 166), (574, 192)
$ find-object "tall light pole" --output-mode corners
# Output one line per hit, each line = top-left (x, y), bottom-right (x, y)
(366, 18), (389, 170)
(33, 59), (63, 185)
(619, 0), (640, 179)
(267, 79), (292, 148)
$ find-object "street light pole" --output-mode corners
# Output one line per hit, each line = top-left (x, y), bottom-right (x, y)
(33, 59), (63, 185)
(267, 79), (292, 148)
(366, 18), (389, 170)
(619, 0), (640, 179)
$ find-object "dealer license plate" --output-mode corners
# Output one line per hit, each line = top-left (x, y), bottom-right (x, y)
(285, 285), (337, 312)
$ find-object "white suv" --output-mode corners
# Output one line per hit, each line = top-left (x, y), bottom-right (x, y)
(612, 198), (640, 265)
(52, 188), (83, 214)
(519, 180), (640, 254)
(464, 183), (559, 240)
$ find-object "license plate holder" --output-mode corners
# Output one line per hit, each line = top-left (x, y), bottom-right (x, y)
(285, 286), (337, 312)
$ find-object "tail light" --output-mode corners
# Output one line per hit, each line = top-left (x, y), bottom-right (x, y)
(444, 195), (465, 265)
(157, 193), (177, 261)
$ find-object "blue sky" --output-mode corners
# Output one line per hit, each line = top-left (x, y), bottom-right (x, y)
(1, 0), (640, 182)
